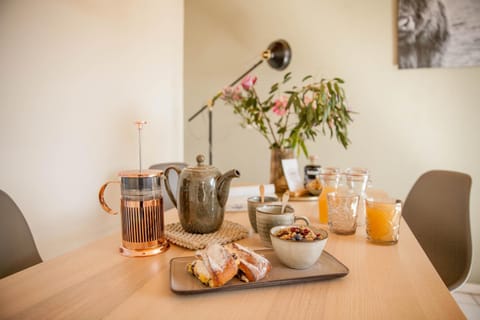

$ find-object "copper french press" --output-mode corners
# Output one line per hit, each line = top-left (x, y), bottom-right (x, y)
(98, 121), (169, 256)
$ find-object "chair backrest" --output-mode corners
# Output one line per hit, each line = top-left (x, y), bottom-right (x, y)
(149, 162), (188, 211)
(402, 170), (472, 291)
(0, 189), (42, 278)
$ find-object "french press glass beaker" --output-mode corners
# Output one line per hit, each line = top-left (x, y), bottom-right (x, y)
(98, 121), (169, 256)
(99, 169), (169, 256)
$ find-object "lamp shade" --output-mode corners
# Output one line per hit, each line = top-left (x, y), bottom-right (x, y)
(266, 39), (292, 70)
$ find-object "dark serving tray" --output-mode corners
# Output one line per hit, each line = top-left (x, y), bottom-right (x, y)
(170, 249), (349, 294)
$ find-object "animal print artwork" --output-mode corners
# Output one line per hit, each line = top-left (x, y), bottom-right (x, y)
(398, 0), (450, 68)
(398, 0), (480, 69)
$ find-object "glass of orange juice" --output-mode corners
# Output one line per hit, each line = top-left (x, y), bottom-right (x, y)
(365, 198), (402, 244)
(317, 167), (341, 224)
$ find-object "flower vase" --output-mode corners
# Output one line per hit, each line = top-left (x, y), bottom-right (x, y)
(269, 147), (294, 195)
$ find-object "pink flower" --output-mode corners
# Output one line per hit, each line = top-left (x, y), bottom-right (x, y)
(232, 86), (242, 100)
(222, 87), (233, 98)
(222, 85), (242, 101)
(303, 95), (317, 109)
(272, 96), (288, 116)
(241, 75), (257, 91)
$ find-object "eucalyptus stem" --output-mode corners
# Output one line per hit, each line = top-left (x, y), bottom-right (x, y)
(279, 104), (291, 147)
(252, 87), (279, 146)
(260, 130), (274, 146)
(217, 73), (353, 157)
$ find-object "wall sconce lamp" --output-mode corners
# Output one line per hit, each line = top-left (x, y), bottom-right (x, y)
(188, 39), (292, 165)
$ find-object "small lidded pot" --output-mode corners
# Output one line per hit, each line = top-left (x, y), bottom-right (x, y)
(164, 155), (240, 234)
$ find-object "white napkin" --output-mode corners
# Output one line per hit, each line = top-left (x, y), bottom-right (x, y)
(226, 184), (276, 212)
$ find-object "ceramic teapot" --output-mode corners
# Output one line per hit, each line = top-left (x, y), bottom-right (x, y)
(164, 155), (240, 233)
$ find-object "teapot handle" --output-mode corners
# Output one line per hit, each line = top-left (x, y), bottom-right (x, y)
(98, 181), (120, 215)
(164, 166), (181, 208)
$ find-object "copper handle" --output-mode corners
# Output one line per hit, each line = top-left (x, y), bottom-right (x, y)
(98, 181), (120, 215)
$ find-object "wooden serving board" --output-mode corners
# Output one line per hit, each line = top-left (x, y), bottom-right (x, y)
(170, 249), (348, 294)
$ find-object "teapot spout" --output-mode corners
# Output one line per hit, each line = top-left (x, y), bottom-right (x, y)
(217, 169), (241, 208)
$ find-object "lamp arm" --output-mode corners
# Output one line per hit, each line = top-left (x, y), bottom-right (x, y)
(226, 59), (264, 88)
(188, 59), (264, 122)
(185, 39), (291, 165)
(188, 39), (291, 122)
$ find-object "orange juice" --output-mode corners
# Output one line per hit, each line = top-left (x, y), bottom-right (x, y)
(366, 199), (402, 244)
(318, 186), (335, 224)
(317, 168), (341, 224)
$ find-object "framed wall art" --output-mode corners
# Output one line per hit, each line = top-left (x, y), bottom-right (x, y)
(398, 0), (480, 69)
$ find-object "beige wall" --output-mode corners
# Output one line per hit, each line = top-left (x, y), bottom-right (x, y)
(0, 0), (183, 260)
(184, 0), (480, 283)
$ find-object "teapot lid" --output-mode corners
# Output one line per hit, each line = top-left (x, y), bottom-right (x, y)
(187, 154), (218, 173)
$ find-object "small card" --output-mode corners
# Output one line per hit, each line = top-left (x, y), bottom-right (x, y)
(281, 159), (303, 192)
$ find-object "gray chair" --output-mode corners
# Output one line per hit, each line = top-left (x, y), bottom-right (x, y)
(0, 189), (42, 278)
(149, 162), (188, 211)
(402, 170), (472, 291)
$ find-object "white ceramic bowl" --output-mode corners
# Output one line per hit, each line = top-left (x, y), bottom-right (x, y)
(270, 225), (328, 269)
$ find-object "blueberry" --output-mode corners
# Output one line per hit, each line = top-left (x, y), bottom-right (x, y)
(294, 234), (302, 241)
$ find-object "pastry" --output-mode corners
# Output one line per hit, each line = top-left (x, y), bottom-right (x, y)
(186, 243), (239, 288)
(225, 242), (271, 282)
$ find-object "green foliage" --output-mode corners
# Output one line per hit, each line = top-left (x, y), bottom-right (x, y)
(216, 74), (354, 157)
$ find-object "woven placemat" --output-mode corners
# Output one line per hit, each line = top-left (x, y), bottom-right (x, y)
(165, 220), (249, 250)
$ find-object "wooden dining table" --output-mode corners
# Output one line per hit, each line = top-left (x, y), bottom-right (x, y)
(0, 201), (465, 320)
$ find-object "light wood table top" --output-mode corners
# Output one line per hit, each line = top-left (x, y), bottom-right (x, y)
(0, 202), (465, 319)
